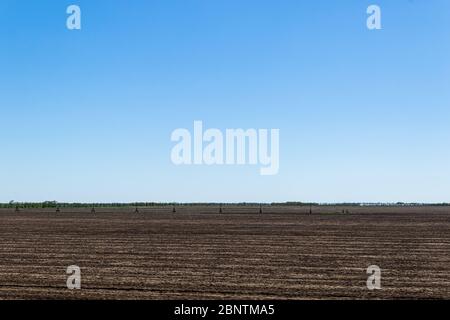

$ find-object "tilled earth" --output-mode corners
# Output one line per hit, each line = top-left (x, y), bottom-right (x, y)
(0, 206), (449, 299)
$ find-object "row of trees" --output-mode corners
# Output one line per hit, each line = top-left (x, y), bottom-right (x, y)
(1, 201), (449, 209)
(1, 201), (177, 209)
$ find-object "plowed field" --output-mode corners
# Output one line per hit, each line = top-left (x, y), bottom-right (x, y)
(0, 206), (449, 299)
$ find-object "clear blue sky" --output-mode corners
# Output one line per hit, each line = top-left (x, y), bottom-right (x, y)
(1, 0), (449, 203)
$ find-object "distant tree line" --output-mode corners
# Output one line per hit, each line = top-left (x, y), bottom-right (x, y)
(0, 201), (173, 209)
(273, 202), (450, 207)
(1, 201), (449, 209)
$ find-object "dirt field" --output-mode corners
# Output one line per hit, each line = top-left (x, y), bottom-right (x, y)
(0, 205), (449, 300)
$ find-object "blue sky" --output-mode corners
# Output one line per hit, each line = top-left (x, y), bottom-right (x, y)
(1, 0), (449, 203)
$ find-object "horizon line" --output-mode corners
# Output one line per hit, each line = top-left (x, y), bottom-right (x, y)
(2, 201), (450, 206)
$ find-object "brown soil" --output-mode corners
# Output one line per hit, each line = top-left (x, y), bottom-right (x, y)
(0, 206), (449, 299)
